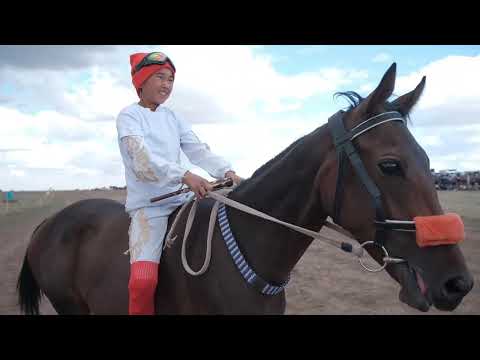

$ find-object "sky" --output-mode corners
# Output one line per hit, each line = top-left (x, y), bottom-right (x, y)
(0, 45), (479, 191)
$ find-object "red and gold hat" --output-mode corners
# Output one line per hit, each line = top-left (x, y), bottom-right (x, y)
(130, 52), (176, 96)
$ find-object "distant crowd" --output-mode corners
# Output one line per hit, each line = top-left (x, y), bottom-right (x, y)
(432, 170), (480, 191)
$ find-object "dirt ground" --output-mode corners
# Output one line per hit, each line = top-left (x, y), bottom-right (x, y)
(1, 189), (478, 315)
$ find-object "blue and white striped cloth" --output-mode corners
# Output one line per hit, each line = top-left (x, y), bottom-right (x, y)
(217, 203), (290, 296)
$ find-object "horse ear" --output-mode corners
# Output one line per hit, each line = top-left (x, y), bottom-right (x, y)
(390, 76), (426, 116)
(358, 63), (397, 115)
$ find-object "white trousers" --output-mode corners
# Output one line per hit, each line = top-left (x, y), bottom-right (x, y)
(127, 208), (169, 264)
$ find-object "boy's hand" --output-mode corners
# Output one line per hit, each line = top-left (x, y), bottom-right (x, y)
(182, 171), (213, 200)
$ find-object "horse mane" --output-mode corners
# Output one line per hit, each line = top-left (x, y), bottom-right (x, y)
(334, 91), (364, 109)
(334, 91), (413, 124)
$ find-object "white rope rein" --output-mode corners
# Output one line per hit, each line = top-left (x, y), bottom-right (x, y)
(165, 187), (364, 276)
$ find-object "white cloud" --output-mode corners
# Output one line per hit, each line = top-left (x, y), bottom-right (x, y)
(162, 45), (368, 123)
(0, 106), (99, 147)
(2, 105), (324, 190)
(262, 100), (303, 113)
(2, 46), (480, 190)
(467, 135), (480, 144)
(395, 55), (480, 110)
(63, 66), (136, 121)
(10, 169), (25, 177)
(373, 53), (392, 63)
(0, 104), (124, 190)
(295, 46), (330, 56)
(411, 125), (480, 172)
(3, 45), (367, 126)
(360, 82), (375, 94)
(387, 55), (480, 171)
(191, 113), (328, 180)
(422, 135), (442, 146)
(428, 151), (480, 172)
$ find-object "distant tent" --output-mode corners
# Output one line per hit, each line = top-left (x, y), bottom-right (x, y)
(5, 191), (14, 202)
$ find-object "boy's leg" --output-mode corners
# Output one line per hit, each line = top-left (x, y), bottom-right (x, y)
(127, 209), (168, 315)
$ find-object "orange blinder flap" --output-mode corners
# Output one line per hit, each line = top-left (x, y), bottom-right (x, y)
(414, 213), (465, 248)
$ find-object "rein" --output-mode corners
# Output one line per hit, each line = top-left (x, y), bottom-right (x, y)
(158, 187), (404, 277)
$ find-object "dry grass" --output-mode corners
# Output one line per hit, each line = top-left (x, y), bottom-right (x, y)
(1, 189), (478, 314)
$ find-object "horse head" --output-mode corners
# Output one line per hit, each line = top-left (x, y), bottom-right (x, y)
(319, 63), (474, 312)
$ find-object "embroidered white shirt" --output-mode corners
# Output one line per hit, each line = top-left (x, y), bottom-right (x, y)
(116, 103), (232, 215)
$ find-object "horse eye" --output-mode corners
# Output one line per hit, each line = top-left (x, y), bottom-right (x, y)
(378, 160), (404, 176)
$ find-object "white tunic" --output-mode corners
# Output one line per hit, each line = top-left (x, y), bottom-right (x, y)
(116, 103), (232, 216)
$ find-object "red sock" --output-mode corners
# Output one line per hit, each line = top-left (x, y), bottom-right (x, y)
(128, 261), (159, 315)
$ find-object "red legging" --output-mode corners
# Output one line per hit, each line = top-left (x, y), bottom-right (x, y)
(128, 261), (159, 315)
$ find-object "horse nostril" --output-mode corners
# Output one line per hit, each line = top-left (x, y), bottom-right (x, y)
(444, 276), (471, 295)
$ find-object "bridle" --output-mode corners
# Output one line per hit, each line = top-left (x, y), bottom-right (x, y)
(328, 110), (416, 271)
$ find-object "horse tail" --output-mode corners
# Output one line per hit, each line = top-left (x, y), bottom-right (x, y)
(17, 254), (42, 315)
(17, 218), (49, 315)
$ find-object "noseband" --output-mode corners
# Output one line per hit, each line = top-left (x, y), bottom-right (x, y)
(328, 110), (413, 271)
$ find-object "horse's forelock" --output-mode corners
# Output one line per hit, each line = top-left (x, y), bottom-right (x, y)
(335, 91), (413, 126)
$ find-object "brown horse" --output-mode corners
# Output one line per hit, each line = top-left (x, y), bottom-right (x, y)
(17, 63), (473, 314)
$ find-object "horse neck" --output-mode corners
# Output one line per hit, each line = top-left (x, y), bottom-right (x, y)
(228, 125), (331, 284)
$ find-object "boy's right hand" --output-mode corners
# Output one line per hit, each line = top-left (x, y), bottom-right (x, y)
(182, 171), (213, 200)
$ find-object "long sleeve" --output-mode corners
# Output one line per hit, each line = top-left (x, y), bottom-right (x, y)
(117, 110), (188, 188)
(121, 135), (188, 187)
(177, 115), (232, 179)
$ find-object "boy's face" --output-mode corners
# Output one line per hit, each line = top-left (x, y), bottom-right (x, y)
(140, 68), (175, 105)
